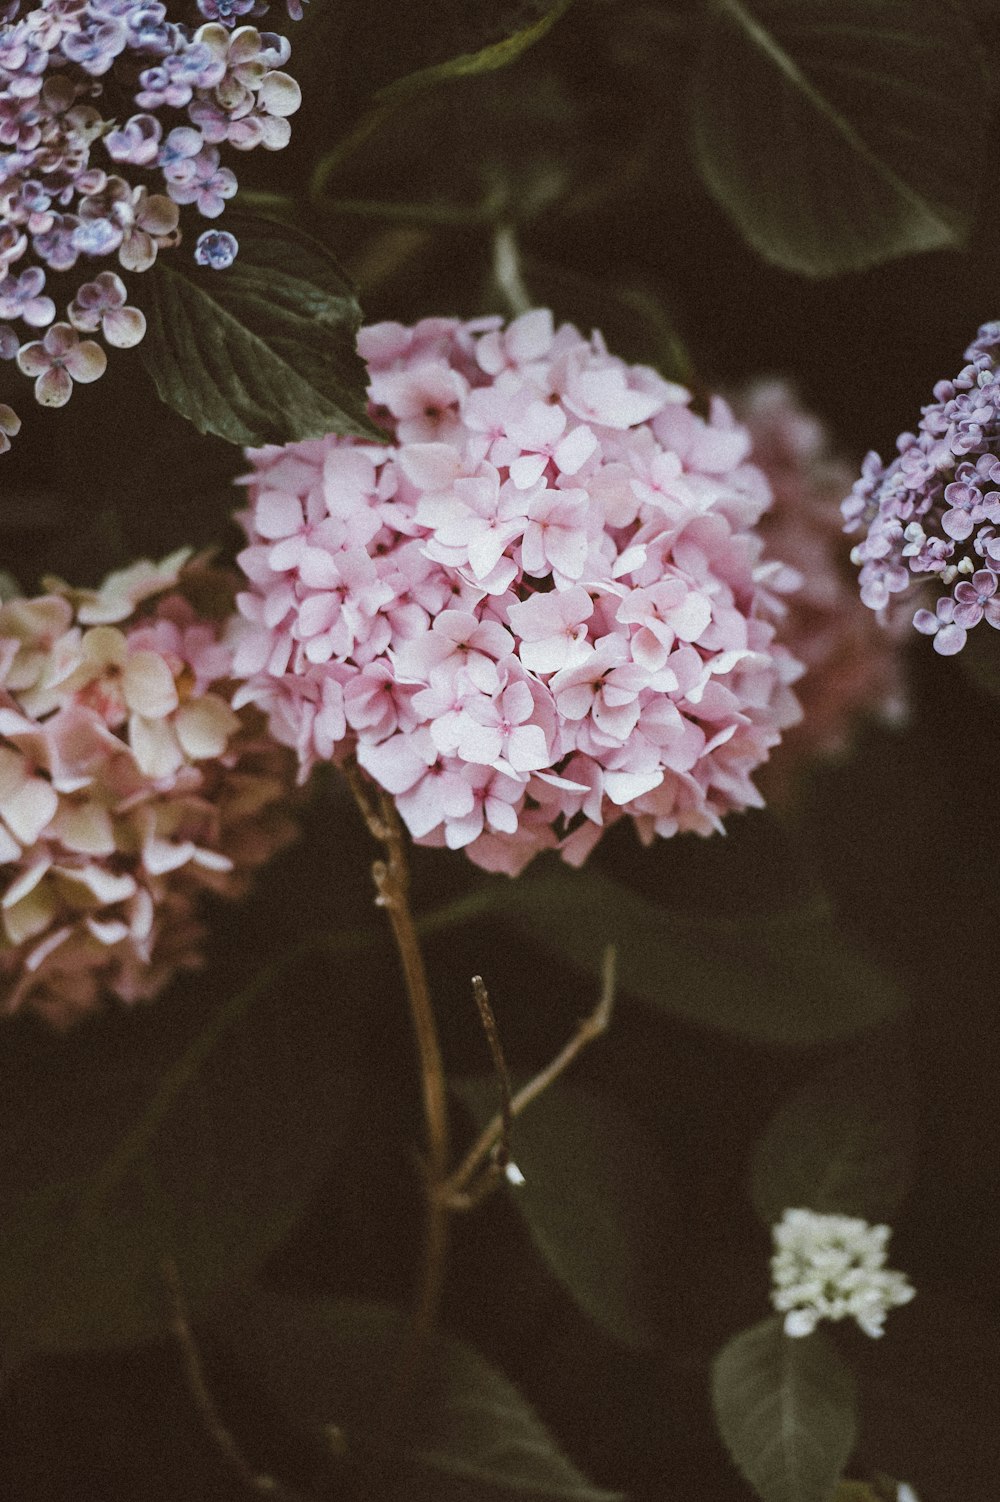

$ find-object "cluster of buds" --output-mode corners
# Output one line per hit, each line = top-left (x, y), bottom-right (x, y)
(0, 550), (299, 1028)
(770, 1208), (915, 1339)
(0, 0), (302, 439)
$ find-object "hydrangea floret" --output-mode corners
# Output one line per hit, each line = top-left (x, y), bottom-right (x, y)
(0, 550), (299, 1029)
(843, 321), (1000, 655)
(770, 1207), (915, 1339)
(0, 0), (302, 436)
(231, 311), (804, 876)
(734, 380), (907, 790)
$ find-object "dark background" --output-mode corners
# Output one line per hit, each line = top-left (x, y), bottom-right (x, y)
(2, 4), (999, 1498)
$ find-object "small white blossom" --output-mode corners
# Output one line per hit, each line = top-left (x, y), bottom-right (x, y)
(770, 1207), (915, 1339)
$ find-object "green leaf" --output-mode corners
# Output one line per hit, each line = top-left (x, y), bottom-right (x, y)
(750, 1045), (916, 1225)
(712, 1316), (857, 1502)
(312, 0), (576, 189)
(689, 0), (987, 276)
(454, 1078), (671, 1349)
(218, 1293), (625, 1500)
(488, 868), (906, 1046)
(376, 0), (574, 106)
(141, 213), (380, 446)
(0, 962), (362, 1362)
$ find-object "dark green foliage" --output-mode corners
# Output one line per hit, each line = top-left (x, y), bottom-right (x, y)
(0, 960), (363, 1364)
(5, 0), (1000, 1497)
(454, 1078), (672, 1349)
(216, 1292), (625, 1500)
(487, 867), (907, 1045)
(750, 1042), (917, 1224)
(712, 1317), (857, 1502)
(141, 214), (379, 445)
(689, 0), (987, 276)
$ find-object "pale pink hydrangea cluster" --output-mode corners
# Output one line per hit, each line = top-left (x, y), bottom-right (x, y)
(733, 380), (907, 790)
(0, 550), (298, 1028)
(232, 312), (803, 875)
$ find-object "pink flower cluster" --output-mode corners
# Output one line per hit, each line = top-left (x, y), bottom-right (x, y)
(733, 380), (908, 790)
(233, 312), (803, 875)
(0, 551), (298, 1028)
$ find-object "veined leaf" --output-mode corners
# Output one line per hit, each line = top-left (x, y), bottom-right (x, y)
(312, 0), (576, 189)
(712, 1316), (857, 1502)
(141, 213), (380, 446)
(689, 0), (986, 275)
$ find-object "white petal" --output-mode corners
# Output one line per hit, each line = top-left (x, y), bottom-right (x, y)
(175, 695), (239, 760)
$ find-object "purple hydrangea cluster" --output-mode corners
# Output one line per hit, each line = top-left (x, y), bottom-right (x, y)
(0, 0), (301, 439)
(843, 322), (1000, 655)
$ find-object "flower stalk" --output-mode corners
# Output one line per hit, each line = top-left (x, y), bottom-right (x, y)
(345, 759), (619, 1402)
(343, 763), (451, 1398)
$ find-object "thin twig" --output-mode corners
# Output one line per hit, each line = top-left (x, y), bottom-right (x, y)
(471, 975), (513, 1171)
(162, 1258), (312, 1500)
(443, 946), (617, 1209)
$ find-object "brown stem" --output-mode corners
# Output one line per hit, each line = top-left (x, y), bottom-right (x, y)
(343, 764), (451, 1396)
(443, 946), (617, 1209)
(344, 762), (617, 1384)
(162, 1258), (314, 1501)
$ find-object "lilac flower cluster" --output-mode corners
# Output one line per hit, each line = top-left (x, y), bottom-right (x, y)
(843, 322), (1000, 655)
(232, 313), (803, 876)
(0, 0), (301, 438)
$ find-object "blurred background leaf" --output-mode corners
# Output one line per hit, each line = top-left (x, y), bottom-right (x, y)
(483, 865), (908, 1046)
(851, 1293), (1000, 1502)
(0, 928), (367, 1363)
(453, 1078), (674, 1350)
(214, 1291), (626, 1500)
(712, 1316), (857, 1502)
(689, 0), (988, 275)
(750, 1038), (917, 1225)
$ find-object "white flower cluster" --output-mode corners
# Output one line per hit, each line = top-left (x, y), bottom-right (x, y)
(770, 1208), (915, 1339)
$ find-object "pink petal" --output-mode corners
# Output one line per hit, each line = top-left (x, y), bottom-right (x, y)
(256, 489), (305, 540)
(102, 306), (146, 349)
(35, 366), (73, 407)
(174, 695), (239, 759)
(64, 340), (107, 384)
(258, 70), (302, 116)
(16, 341), (51, 377)
(122, 650), (179, 717)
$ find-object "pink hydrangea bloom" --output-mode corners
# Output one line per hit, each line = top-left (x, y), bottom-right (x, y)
(732, 380), (908, 793)
(233, 313), (804, 876)
(0, 556), (299, 1029)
